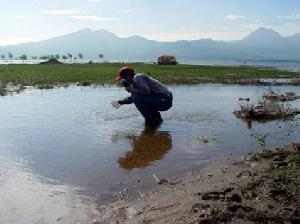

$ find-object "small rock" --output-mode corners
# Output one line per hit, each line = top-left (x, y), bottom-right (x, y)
(191, 203), (211, 216)
(236, 170), (252, 178)
(250, 162), (259, 168)
(270, 189), (287, 199)
(81, 81), (91, 86)
(227, 204), (255, 213)
(238, 97), (250, 101)
(226, 192), (242, 203)
(293, 143), (300, 151)
(273, 161), (288, 168)
(202, 192), (225, 201)
(273, 155), (286, 162)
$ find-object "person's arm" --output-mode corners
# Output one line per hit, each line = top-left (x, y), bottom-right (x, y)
(118, 96), (133, 105)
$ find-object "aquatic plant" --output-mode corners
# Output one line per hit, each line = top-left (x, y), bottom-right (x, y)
(250, 129), (266, 148)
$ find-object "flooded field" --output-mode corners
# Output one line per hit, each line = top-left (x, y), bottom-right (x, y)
(0, 85), (300, 223)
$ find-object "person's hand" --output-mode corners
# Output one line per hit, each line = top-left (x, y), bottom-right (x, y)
(125, 84), (134, 93)
(111, 101), (121, 109)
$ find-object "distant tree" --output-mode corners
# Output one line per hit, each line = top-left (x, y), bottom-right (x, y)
(1, 54), (5, 60)
(62, 55), (68, 61)
(74, 57), (77, 61)
(19, 54), (27, 61)
(78, 53), (83, 61)
(98, 54), (104, 62)
(40, 55), (50, 60)
(55, 54), (60, 60)
(8, 52), (13, 60)
(32, 56), (38, 60)
(67, 53), (72, 61)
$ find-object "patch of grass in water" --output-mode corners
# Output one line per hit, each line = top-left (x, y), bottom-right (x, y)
(250, 129), (267, 149)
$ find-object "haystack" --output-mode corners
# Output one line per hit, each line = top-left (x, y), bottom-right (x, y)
(157, 55), (177, 65)
(40, 58), (62, 65)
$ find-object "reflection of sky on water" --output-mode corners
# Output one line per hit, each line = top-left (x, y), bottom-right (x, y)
(0, 85), (299, 222)
(0, 147), (100, 224)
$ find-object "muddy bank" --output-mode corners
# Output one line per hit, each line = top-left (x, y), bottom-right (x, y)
(1, 78), (300, 97)
(98, 143), (300, 224)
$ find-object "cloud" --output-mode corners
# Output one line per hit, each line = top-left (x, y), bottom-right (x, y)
(278, 13), (300, 20)
(43, 9), (81, 15)
(121, 9), (136, 14)
(89, 0), (104, 2)
(14, 16), (33, 20)
(285, 22), (300, 29)
(140, 31), (246, 41)
(274, 23), (300, 36)
(225, 14), (246, 22)
(71, 15), (118, 21)
(241, 23), (264, 30)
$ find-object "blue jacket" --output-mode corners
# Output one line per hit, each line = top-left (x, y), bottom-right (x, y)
(120, 73), (172, 104)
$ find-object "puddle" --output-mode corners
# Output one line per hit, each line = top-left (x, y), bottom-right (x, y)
(0, 85), (299, 223)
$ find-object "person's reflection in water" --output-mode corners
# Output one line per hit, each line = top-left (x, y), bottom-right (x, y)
(118, 125), (172, 170)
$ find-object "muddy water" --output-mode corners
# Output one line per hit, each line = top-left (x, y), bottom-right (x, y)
(0, 85), (299, 223)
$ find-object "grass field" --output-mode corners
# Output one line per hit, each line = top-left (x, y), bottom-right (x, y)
(0, 63), (299, 88)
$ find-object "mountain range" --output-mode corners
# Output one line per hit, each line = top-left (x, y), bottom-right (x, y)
(0, 27), (300, 62)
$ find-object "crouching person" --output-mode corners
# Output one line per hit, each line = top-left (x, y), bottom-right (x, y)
(112, 66), (173, 126)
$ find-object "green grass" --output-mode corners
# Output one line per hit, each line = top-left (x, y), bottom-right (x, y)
(272, 152), (300, 179)
(287, 152), (300, 179)
(0, 63), (299, 87)
(267, 151), (300, 199)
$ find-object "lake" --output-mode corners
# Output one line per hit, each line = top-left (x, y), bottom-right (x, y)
(0, 85), (299, 223)
(180, 59), (300, 72)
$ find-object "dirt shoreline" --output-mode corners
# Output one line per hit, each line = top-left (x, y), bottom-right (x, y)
(97, 143), (300, 224)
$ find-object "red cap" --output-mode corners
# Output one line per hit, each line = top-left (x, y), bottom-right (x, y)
(115, 66), (134, 81)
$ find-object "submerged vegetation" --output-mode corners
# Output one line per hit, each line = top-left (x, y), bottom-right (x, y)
(0, 63), (299, 88)
(235, 90), (300, 121)
(0, 85), (6, 96)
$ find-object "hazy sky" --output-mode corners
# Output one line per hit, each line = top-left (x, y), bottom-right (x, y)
(1, 0), (300, 45)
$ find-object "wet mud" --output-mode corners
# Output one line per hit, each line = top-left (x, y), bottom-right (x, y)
(99, 143), (300, 224)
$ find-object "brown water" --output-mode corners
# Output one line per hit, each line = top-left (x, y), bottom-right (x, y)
(0, 85), (299, 223)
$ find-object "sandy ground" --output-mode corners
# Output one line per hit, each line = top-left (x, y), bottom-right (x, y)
(96, 143), (300, 224)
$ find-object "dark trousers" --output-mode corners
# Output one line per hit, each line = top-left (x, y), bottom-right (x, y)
(132, 94), (172, 123)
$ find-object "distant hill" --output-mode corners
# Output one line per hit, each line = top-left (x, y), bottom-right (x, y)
(0, 27), (300, 61)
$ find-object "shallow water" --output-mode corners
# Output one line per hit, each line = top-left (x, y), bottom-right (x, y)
(0, 85), (300, 223)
